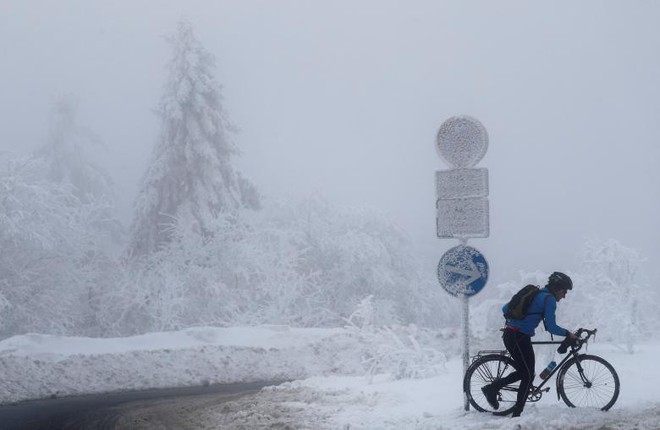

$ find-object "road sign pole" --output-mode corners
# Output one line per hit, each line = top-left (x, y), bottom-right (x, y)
(460, 236), (470, 411)
(463, 294), (469, 411)
(434, 115), (490, 414)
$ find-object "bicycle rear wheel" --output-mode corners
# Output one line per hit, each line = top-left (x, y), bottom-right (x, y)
(463, 354), (519, 414)
(557, 354), (620, 410)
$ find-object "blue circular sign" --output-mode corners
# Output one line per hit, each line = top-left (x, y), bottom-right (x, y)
(437, 245), (489, 297)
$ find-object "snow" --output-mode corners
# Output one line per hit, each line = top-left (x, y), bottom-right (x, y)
(0, 326), (341, 357)
(1, 325), (659, 429)
(436, 115), (489, 169)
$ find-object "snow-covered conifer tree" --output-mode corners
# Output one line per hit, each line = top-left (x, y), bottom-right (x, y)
(576, 238), (647, 353)
(127, 20), (260, 258)
(33, 97), (123, 255)
(34, 97), (115, 203)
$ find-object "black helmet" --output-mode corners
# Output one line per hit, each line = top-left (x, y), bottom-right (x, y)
(548, 272), (573, 291)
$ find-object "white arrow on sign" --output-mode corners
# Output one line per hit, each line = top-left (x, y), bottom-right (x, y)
(437, 245), (489, 297)
(445, 260), (481, 287)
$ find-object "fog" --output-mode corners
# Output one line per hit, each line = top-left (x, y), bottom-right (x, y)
(2, 0), (659, 286)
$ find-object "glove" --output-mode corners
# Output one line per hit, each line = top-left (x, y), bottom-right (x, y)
(557, 332), (577, 354)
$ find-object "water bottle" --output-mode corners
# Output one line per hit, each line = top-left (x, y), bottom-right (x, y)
(540, 361), (557, 379)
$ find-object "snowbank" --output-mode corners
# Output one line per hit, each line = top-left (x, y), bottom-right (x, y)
(0, 325), (445, 405)
(0, 326), (355, 404)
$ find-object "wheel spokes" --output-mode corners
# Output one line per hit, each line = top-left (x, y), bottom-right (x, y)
(562, 359), (617, 408)
(468, 357), (519, 412)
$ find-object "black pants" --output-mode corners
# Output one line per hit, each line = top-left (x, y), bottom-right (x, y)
(492, 329), (535, 414)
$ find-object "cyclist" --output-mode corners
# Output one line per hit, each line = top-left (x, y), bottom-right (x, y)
(481, 271), (577, 417)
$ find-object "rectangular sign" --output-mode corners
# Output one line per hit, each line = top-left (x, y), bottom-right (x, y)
(436, 198), (489, 238)
(436, 168), (488, 200)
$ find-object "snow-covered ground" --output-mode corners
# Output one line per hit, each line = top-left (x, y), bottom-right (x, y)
(0, 326), (658, 429)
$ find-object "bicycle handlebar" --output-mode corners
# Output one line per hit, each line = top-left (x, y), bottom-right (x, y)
(558, 327), (597, 353)
(576, 327), (597, 340)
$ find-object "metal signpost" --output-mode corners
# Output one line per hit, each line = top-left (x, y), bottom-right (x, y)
(434, 115), (490, 411)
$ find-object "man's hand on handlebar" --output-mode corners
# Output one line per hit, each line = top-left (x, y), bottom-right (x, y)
(558, 330), (579, 354)
(558, 328), (597, 354)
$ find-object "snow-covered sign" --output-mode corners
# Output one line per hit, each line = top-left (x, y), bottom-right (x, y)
(436, 115), (488, 168)
(435, 116), (490, 238)
(436, 198), (489, 238)
(437, 245), (489, 297)
(435, 168), (488, 199)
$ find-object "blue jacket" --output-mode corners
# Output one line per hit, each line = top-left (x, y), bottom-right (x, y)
(502, 287), (569, 337)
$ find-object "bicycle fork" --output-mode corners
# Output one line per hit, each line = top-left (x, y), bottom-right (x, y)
(573, 359), (593, 388)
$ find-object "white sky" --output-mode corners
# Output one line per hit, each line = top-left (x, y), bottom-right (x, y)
(1, 0), (659, 285)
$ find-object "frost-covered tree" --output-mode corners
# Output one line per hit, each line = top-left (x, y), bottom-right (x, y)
(127, 20), (260, 258)
(33, 97), (122, 252)
(571, 238), (647, 353)
(101, 195), (447, 334)
(243, 196), (453, 328)
(0, 155), (116, 337)
(34, 97), (115, 203)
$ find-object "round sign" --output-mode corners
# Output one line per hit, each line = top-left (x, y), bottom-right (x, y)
(436, 116), (488, 168)
(437, 245), (489, 297)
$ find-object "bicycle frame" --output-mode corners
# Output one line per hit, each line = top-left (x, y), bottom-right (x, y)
(528, 340), (574, 401)
(494, 337), (589, 402)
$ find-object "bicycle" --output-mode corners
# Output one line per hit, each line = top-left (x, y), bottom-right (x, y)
(463, 328), (620, 415)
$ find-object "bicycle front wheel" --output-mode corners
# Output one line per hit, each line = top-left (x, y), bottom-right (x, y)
(557, 354), (620, 410)
(463, 354), (519, 414)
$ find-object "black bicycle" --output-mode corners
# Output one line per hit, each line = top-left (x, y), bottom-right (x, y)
(463, 328), (620, 414)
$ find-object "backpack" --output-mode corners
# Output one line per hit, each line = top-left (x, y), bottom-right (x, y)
(504, 284), (544, 320)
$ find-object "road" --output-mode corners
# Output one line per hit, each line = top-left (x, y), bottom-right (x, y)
(0, 381), (276, 430)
